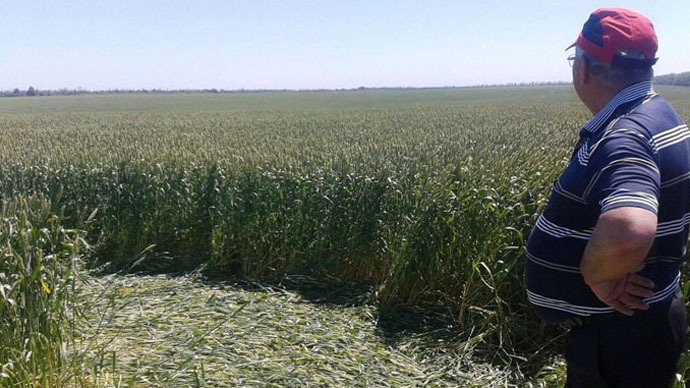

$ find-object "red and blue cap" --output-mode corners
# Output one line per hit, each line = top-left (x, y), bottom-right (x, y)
(567, 8), (658, 68)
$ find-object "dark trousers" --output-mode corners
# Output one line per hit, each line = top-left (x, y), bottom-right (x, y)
(564, 289), (686, 388)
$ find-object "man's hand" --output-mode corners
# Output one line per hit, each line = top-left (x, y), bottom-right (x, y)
(581, 207), (657, 314)
(587, 272), (655, 316)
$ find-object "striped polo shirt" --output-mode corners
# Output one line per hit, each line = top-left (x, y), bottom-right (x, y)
(525, 81), (690, 323)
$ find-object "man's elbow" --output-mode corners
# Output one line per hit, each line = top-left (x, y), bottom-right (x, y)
(599, 207), (657, 256)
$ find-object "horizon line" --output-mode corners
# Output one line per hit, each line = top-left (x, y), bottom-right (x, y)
(1, 81), (576, 96)
(3, 70), (689, 96)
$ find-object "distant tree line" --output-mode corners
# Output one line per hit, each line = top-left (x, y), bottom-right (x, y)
(2, 86), (39, 97)
(654, 71), (690, 87)
(0, 83), (573, 98)
(0, 86), (236, 98)
(1, 74), (687, 98)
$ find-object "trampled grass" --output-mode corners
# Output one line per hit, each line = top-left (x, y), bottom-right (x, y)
(73, 272), (564, 387)
(1, 86), (689, 386)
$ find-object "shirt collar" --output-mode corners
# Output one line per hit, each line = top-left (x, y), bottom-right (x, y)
(582, 80), (656, 134)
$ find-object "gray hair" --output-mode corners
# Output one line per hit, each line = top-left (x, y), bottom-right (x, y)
(576, 47), (654, 88)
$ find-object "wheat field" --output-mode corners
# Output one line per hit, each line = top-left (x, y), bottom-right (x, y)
(1, 86), (689, 386)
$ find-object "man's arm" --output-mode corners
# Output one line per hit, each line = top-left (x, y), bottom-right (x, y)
(581, 207), (657, 315)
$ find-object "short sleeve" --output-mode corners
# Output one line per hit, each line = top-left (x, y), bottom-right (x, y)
(583, 128), (660, 214)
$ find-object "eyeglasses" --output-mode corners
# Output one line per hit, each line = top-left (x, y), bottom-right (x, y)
(567, 54), (576, 68)
(568, 53), (591, 68)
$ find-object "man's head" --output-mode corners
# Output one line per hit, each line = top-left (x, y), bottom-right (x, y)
(569, 8), (657, 112)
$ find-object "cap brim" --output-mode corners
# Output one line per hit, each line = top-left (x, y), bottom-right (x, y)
(565, 42), (576, 51)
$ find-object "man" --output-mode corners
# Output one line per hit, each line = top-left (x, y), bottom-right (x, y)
(524, 8), (689, 388)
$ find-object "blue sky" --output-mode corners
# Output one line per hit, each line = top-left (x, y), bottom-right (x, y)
(2, 1), (688, 90)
